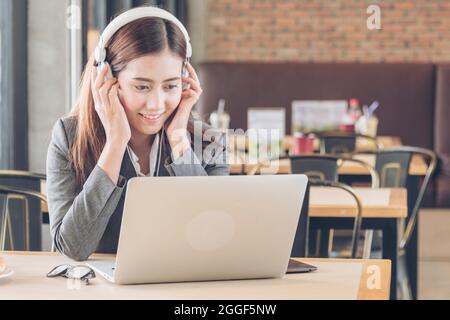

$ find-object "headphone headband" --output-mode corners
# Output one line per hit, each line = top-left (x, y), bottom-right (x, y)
(94, 6), (192, 64)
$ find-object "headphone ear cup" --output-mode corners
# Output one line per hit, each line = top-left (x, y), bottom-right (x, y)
(182, 64), (190, 91)
(186, 43), (192, 59)
(94, 46), (106, 65)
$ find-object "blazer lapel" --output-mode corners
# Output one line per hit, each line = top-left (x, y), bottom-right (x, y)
(120, 149), (137, 181)
(119, 132), (172, 180)
(156, 130), (171, 177)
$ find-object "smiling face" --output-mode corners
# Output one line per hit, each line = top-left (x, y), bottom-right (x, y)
(117, 48), (184, 139)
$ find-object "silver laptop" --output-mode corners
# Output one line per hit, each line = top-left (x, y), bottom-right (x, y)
(88, 174), (308, 285)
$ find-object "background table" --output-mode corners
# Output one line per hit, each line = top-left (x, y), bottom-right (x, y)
(228, 135), (403, 154)
(309, 187), (407, 218)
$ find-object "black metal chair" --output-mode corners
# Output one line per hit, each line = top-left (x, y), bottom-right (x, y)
(0, 185), (47, 251)
(319, 133), (381, 155)
(248, 154), (378, 258)
(288, 154), (379, 258)
(0, 171), (47, 251)
(308, 178), (363, 258)
(318, 134), (383, 257)
(352, 147), (438, 299)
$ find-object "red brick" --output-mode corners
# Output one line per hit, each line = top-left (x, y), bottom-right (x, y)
(206, 0), (450, 62)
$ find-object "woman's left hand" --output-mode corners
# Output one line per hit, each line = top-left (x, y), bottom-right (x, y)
(165, 62), (203, 159)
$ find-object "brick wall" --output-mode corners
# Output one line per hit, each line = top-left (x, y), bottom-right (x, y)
(206, 0), (450, 62)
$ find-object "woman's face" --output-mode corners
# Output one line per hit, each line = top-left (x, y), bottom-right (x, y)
(117, 49), (184, 137)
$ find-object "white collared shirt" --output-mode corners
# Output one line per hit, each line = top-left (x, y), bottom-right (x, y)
(126, 133), (160, 177)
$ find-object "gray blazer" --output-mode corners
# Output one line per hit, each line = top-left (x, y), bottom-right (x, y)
(46, 116), (229, 261)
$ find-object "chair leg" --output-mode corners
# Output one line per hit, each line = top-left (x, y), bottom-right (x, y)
(7, 195), (31, 251)
(0, 205), (6, 251)
(363, 230), (374, 259)
(315, 229), (322, 257)
(6, 207), (15, 250)
(397, 254), (413, 300)
(318, 228), (333, 258)
(328, 229), (334, 256)
(23, 197), (30, 251)
(308, 229), (319, 257)
(6, 194), (30, 251)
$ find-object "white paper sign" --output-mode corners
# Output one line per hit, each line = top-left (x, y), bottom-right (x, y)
(291, 100), (348, 133)
(247, 108), (285, 161)
(247, 108), (286, 138)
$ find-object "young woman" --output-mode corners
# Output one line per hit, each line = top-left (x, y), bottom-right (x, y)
(46, 7), (229, 261)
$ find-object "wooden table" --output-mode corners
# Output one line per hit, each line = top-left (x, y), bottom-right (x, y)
(228, 135), (427, 176)
(39, 186), (405, 300)
(229, 135), (402, 154)
(0, 251), (391, 300)
(309, 187), (407, 219)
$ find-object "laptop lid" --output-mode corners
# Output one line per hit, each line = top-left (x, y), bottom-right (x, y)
(114, 174), (308, 284)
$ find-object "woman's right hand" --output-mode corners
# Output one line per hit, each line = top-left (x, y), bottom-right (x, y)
(91, 63), (131, 148)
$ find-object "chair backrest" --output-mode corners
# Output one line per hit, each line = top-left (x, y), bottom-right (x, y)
(0, 186), (47, 203)
(250, 154), (379, 188)
(353, 148), (413, 188)
(0, 171), (46, 181)
(320, 134), (380, 155)
(289, 155), (339, 181)
(286, 154), (379, 188)
(375, 151), (412, 187)
(320, 135), (357, 154)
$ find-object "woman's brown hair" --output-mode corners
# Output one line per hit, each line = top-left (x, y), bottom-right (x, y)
(69, 15), (188, 187)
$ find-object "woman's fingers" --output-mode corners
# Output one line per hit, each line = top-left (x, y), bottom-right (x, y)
(109, 84), (122, 114)
(92, 63), (111, 109)
(185, 62), (200, 84)
(94, 63), (111, 92)
(98, 78), (117, 111)
(181, 88), (199, 100)
(182, 62), (202, 100)
(182, 76), (202, 94)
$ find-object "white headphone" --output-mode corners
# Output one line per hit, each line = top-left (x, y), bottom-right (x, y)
(94, 6), (192, 68)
